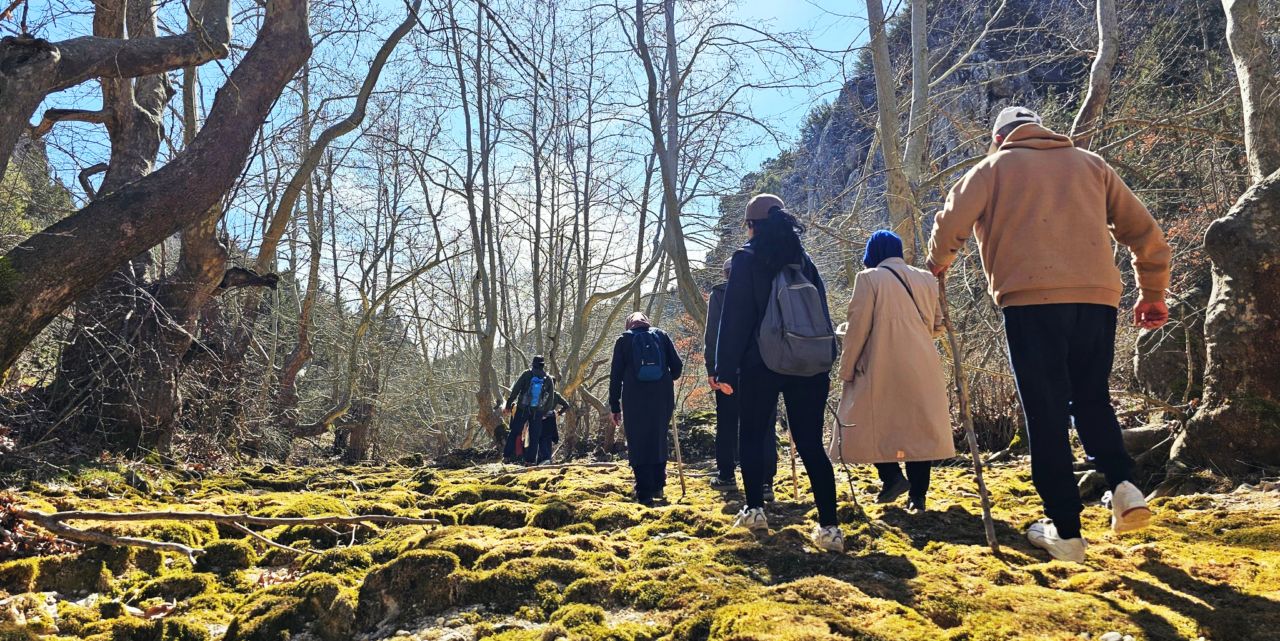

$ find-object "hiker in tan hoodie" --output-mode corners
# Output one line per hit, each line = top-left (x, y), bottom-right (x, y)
(926, 107), (1172, 563)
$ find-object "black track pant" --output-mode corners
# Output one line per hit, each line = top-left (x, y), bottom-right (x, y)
(1004, 303), (1135, 539)
(632, 463), (667, 501)
(875, 462), (933, 500)
(714, 389), (777, 485)
(738, 364), (838, 526)
(503, 410), (544, 464)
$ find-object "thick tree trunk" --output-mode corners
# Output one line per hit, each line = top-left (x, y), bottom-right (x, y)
(1174, 0), (1280, 474)
(0, 0), (310, 377)
(1174, 170), (1280, 473)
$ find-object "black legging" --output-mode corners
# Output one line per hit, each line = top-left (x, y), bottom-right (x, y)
(875, 461), (933, 500)
(737, 364), (838, 526)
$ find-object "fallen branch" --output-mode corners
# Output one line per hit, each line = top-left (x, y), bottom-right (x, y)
(12, 507), (440, 560)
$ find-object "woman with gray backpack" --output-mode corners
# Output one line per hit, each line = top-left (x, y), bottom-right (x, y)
(713, 194), (843, 552)
(831, 231), (954, 513)
(609, 312), (684, 506)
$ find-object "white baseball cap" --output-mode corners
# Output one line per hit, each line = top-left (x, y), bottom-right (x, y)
(992, 106), (1042, 138)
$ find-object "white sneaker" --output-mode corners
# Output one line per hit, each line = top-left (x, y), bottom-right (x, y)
(733, 507), (769, 531)
(811, 525), (845, 552)
(1027, 519), (1087, 563)
(1105, 481), (1152, 534)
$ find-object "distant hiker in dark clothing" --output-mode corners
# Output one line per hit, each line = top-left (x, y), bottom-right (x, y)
(927, 107), (1172, 562)
(713, 194), (843, 552)
(503, 355), (558, 465)
(832, 231), (954, 514)
(705, 258), (778, 496)
(609, 312), (683, 506)
(536, 392), (570, 465)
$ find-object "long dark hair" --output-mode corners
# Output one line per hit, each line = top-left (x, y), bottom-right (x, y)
(747, 206), (806, 272)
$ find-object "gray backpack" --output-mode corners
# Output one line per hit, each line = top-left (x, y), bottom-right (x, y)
(758, 262), (836, 376)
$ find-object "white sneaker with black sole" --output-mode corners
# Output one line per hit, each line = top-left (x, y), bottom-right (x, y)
(733, 507), (769, 531)
(1105, 481), (1152, 534)
(811, 525), (845, 552)
(1027, 519), (1087, 563)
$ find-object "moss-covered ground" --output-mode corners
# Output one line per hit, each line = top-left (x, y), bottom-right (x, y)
(1, 459), (1278, 640)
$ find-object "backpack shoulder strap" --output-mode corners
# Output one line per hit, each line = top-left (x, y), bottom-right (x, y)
(881, 266), (927, 327)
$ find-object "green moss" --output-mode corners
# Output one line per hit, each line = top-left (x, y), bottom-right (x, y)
(259, 494), (347, 518)
(34, 555), (114, 595)
(549, 603), (606, 627)
(0, 623), (39, 641)
(465, 500), (535, 529)
(195, 540), (257, 574)
(588, 505), (643, 531)
(465, 558), (602, 612)
(83, 617), (210, 641)
(435, 484), (531, 507)
(98, 521), (218, 549)
(56, 600), (101, 636)
(530, 501), (575, 529)
(0, 558), (40, 593)
(300, 546), (374, 577)
(707, 601), (845, 641)
(134, 572), (219, 601)
(355, 550), (459, 628)
(223, 573), (356, 641)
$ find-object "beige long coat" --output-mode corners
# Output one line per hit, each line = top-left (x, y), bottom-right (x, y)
(828, 258), (956, 464)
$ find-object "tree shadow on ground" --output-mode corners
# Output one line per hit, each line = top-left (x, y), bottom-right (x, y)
(1122, 559), (1280, 641)
(878, 504), (1025, 551)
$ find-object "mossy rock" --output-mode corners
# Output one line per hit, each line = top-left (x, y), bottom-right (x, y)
(435, 484), (531, 507)
(465, 500), (535, 529)
(134, 572), (219, 601)
(588, 505), (643, 531)
(563, 576), (613, 605)
(549, 603), (606, 627)
(98, 521), (218, 549)
(55, 600), (101, 637)
(464, 558), (602, 612)
(195, 540), (257, 574)
(0, 558), (39, 594)
(0, 623), (40, 641)
(259, 494), (347, 518)
(355, 550), (459, 628)
(707, 601), (847, 641)
(223, 573), (356, 641)
(301, 546), (375, 578)
(410, 468), (440, 494)
(81, 617), (210, 641)
(33, 555), (114, 595)
(529, 501), (575, 529)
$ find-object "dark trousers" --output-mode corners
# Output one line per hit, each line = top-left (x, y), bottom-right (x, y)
(537, 414), (557, 464)
(738, 365), (838, 526)
(632, 463), (667, 500)
(714, 389), (778, 486)
(875, 462), (933, 500)
(503, 410), (544, 464)
(1004, 303), (1135, 539)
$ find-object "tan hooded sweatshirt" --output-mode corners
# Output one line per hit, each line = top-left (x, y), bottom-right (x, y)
(927, 123), (1171, 308)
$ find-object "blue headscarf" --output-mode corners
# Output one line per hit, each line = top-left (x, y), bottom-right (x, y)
(862, 230), (904, 268)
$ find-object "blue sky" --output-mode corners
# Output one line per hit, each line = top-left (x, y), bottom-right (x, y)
(733, 0), (869, 170)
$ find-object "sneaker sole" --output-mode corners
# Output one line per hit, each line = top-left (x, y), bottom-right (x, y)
(1113, 506), (1152, 534)
(1027, 537), (1085, 563)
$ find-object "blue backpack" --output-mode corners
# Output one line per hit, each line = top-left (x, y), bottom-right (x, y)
(523, 373), (547, 410)
(631, 329), (667, 382)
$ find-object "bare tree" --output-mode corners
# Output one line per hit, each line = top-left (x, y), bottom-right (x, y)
(1069, 0), (1118, 149)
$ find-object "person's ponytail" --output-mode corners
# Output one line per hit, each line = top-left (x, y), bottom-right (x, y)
(748, 206), (805, 273)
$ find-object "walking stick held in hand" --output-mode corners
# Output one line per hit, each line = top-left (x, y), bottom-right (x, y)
(937, 275), (1001, 555)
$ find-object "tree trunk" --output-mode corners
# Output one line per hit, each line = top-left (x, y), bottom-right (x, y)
(1069, 0), (1118, 150)
(0, 0), (310, 377)
(864, 0), (916, 260)
(1173, 0), (1280, 474)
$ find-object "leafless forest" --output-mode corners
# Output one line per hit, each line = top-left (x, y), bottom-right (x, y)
(0, 0), (1277, 485)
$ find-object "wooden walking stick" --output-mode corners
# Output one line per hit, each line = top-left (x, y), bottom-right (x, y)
(937, 276), (1001, 554)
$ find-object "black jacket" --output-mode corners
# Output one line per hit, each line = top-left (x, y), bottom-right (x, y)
(608, 325), (683, 465)
(608, 326), (683, 414)
(713, 243), (831, 388)
(506, 368), (555, 412)
(703, 282), (728, 375)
